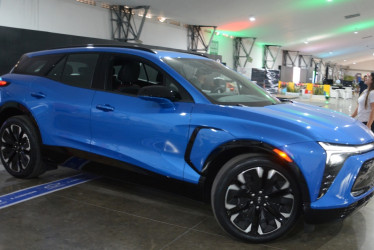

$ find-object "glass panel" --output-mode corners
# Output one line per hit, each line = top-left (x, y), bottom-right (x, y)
(164, 58), (280, 107)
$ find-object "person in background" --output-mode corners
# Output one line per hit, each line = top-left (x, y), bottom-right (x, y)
(359, 75), (368, 95)
(351, 72), (374, 131)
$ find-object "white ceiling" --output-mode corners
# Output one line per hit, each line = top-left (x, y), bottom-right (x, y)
(90, 0), (374, 69)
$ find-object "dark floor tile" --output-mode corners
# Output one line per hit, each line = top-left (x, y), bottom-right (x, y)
(363, 199), (374, 210)
(52, 177), (211, 229)
(161, 230), (284, 250)
(192, 215), (227, 236)
(269, 210), (374, 250)
(0, 167), (79, 196)
(0, 194), (189, 250)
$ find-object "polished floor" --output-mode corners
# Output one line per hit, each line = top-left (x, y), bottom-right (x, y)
(1, 94), (373, 250)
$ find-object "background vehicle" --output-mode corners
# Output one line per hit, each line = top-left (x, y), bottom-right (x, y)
(0, 45), (374, 242)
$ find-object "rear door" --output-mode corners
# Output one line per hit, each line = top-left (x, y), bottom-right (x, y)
(28, 53), (99, 152)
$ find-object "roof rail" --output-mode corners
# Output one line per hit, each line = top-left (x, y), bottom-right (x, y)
(48, 43), (156, 54)
(85, 43), (207, 57)
(87, 44), (156, 53)
(48, 43), (207, 57)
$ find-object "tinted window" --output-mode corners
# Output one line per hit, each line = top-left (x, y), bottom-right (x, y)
(12, 54), (63, 76)
(139, 64), (159, 83)
(47, 56), (66, 81)
(164, 58), (279, 107)
(47, 53), (99, 88)
(105, 55), (192, 102)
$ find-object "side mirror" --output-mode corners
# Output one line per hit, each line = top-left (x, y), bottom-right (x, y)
(138, 85), (176, 108)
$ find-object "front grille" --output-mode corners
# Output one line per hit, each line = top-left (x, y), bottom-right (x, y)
(352, 158), (374, 196)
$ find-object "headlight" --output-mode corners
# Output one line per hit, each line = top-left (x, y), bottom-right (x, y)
(318, 142), (374, 198)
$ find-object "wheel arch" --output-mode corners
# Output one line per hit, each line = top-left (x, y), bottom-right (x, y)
(0, 102), (42, 141)
(199, 140), (310, 204)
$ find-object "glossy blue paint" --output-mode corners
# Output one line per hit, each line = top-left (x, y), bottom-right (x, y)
(1, 45), (374, 217)
(310, 149), (374, 209)
(91, 90), (193, 181)
(189, 127), (236, 172)
(27, 76), (94, 152)
(279, 142), (327, 202)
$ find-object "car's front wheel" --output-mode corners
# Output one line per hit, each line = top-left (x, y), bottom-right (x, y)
(0, 115), (45, 178)
(211, 154), (300, 242)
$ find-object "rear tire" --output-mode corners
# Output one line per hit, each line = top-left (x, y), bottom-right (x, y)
(0, 115), (45, 178)
(211, 154), (300, 243)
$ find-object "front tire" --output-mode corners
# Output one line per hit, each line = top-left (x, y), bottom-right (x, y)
(0, 115), (45, 178)
(211, 154), (300, 243)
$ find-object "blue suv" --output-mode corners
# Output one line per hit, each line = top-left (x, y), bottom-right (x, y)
(0, 45), (374, 242)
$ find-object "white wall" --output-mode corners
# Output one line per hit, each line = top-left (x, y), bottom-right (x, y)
(0, 0), (284, 71)
(345, 60), (374, 78)
(134, 19), (187, 51)
(0, 0), (111, 39)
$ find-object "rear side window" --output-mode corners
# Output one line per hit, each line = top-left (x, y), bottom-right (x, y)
(47, 53), (99, 89)
(12, 54), (63, 76)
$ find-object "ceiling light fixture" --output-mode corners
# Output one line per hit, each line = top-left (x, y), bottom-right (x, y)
(354, 31), (358, 34)
(353, 62), (357, 64)
(158, 17), (166, 22)
(304, 41), (309, 44)
(249, 16), (256, 22)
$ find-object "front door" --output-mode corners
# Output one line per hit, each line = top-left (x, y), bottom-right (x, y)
(90, 54), (194, 180)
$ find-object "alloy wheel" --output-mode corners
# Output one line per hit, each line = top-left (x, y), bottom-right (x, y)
(224, 166), (295, 236)
(1, 124), (31, 173)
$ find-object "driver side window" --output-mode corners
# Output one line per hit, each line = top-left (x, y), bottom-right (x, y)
(106, 55), (192, 102)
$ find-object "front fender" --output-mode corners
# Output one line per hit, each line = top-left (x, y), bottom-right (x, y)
(183, 126), (236, 182)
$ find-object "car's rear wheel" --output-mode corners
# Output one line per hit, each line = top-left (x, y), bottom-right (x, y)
(0, 115), (45, 178)
(211, 154), (300, 242)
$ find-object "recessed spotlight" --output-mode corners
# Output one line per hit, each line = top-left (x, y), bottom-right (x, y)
(344, 59), (347, 62)
(354, 31), (358, 34)
(249, 16), (256, 22)
(304, 41), (309, 44)
(353, 62), (356, 64)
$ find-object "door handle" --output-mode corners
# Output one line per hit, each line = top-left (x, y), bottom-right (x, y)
(31, 92), (46, 99)
(96, 104), (115, 112)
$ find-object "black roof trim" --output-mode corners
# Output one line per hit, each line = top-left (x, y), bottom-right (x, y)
(48, 43), (207, 58)
(49, 44), (156, 54)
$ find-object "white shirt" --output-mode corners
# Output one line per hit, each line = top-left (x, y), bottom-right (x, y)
(356, 89), (374, 122)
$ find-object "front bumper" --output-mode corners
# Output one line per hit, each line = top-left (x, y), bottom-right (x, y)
(304, 192), (374, 224)
(303, 148), (374, 223)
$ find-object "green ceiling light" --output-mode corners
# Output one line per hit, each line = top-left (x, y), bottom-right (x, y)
(337, 20), (374, 34)
(295, 0), (350, 10)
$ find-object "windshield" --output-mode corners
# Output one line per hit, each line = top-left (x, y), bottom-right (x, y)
(163, 58), (280, 107)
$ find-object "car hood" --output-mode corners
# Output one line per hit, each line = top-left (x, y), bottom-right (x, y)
(232, 101), (374, 145)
